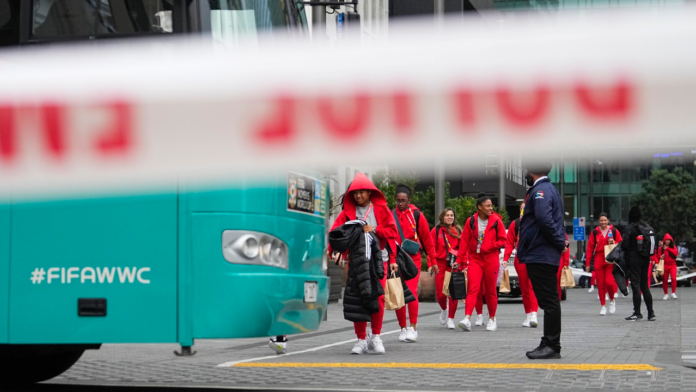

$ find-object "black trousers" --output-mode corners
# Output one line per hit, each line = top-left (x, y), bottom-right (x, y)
(526, 263), (562, 353)
(628, 256), (653, 316)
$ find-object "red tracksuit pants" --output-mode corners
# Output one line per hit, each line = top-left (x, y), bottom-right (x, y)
(354, 262), (387, 339)
(557, 264), (564, 301)
(662, 264), (677, 294)
(435, 262), (459, 319)
(516, 259), (539, 313)
(465, 258), (499, 318)
(396, 255), (421, 327)
(595, 262), (617, 306)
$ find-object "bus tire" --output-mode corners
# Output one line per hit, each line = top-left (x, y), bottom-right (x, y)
(1, 348), (85, 384)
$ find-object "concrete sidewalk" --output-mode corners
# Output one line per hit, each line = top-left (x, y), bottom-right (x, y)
(47, 286), (696, 391)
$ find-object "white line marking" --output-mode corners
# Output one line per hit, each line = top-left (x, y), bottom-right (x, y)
(217, 329), (401, 367)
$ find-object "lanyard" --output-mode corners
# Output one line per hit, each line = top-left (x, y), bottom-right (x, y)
(361, 203), (373, 221)
(443, 228), (453, 250)
(407, 207), (418, 240)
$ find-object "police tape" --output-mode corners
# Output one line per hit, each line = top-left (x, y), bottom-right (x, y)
(1, 8), (696, 197)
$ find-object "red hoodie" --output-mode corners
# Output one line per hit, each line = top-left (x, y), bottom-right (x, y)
(328, 173), (399, 264)
(394, 204), (436, 267)
(657, 233), (678, 266)
(457, 212), (507, 266)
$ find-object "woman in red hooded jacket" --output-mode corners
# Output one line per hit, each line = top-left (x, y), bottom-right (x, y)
(392, 184), (437, 343)
(457, 196), (507, 332)
(328, 173), (399, 355)
(430, 208), (461, 330)
(658, 234), (679, 300)
(585, 213), (622, 316)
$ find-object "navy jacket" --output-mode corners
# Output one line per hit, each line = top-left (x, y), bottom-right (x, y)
(517, 177), (566, 266)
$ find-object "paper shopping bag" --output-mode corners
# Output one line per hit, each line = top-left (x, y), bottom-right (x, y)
(604, 244), (618, 263)
(443, 271), (452, 297)
(499, 269), (511, 294)
(561, 267), (576, 288)
(385, 272), (405, 310)
(656, 259), (664, 275)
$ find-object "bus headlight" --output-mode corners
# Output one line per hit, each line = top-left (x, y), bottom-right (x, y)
(222, 231), (289, 270)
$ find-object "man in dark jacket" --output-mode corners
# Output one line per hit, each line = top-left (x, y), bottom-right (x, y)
(621, 206), (656, 321)
(517, 162), (566, 359)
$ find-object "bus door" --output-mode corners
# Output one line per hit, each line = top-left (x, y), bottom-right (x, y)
(8, 192), (179, 344)
(0, 202), (9, 343)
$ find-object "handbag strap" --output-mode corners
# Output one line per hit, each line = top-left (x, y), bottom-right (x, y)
(393, 209), (406, 242)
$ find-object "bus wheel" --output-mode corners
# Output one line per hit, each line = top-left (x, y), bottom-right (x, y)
(2, 349), (85, 384)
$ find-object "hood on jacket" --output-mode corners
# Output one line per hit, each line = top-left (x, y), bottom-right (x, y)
(663, 233), (675, 246)
(342, 172), (387, 211)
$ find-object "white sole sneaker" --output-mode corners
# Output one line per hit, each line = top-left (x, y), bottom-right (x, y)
(398, 328), (408, 342)
(458, 318), (472, 332)
(351, 340), (368, 355)
(609, 302), (616, 314)
(475, 315), (484, 327)
(446, 319), (455, 329)
(439, 310), (448, 325)
(663, 294), (669, 300)
(672, 293), (678, 299)
(600, 307), (607, 316)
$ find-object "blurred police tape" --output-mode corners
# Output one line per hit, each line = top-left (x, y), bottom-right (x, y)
(1, 8), (696, 198)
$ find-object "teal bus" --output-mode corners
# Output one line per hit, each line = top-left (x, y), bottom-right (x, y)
(0, 0), (329, 384)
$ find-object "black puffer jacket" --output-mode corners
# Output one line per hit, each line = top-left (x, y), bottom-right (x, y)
(329, 220), (385, 322)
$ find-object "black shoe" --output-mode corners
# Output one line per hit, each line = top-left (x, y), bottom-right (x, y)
(624, 314), (642, 321)
(526, 346), (561, 360)
(526, 344), (545, 355)
(648, 312), (656, 321)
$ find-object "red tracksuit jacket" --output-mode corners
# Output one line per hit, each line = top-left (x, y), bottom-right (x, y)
(328, 173), (398, 264)
(586, 225), (623, 268)
(503, 218), (519, 263)
(457, 212), (507, 267)
(430, 225), (461, 267)
(394, 204), (436, 267)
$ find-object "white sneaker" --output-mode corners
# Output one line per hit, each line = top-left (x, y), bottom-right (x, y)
(405, 327), (418, 342)
(398, 328), (408, 342)
(522, 314), (531, 328)
(663, 294), (669, 300)
(351, 339), (368, 355)
(446, 318), (455, 329)
(588, 286), (595, 293)
(486, 319), (498, 331)
(368, 334), (385, 354)
(600, 307), (607, 316)
(439, 309), (447, 325)
(672, 293), (678, 299)
(269, 338), (287, 355)
(609, 301), (616, 314)
(458, 317), (472, 332)
(530, 312), (538, 328)
(475, 314), (484, 326)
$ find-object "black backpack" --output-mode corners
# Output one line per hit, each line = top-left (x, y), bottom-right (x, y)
(636, 224), (657, 257)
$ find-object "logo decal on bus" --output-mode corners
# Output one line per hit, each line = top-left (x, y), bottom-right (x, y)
(30, 267), (151, 284)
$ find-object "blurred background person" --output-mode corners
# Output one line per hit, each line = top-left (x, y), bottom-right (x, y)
(658, 234), (678, 300)
(586, 213), (622, 316)
(392, 184), (436, 343)
(430, 208), (461, 330)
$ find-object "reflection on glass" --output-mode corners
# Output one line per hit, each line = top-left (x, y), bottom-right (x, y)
(32, 0), (173, 39)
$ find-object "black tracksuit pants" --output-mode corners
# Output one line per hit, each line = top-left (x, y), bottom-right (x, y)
(628, 256), (654, 316)
(526, 263), (562, 353)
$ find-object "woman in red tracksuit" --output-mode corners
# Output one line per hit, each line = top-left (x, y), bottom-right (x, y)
(504, 203), (539, 328)
(658, 234), (678, 300)
(392, 184), (437, 343)
(457, 196), (507, 332)
(328, 172), (399, 355)
(585, 213), (622, 316)
(430, 208), (461, 330)
(557, 234), (570, 301)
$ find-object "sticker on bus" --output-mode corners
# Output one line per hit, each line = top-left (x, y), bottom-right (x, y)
(287, 172), (327, 217)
